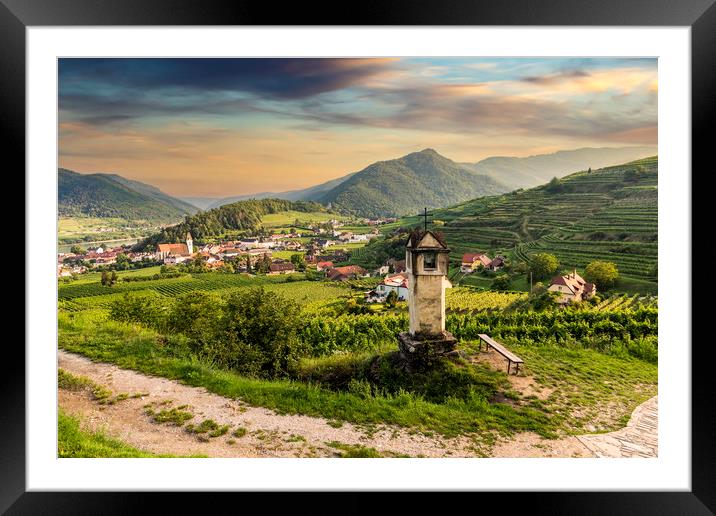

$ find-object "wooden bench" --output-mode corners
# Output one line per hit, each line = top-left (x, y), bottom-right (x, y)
(477, 334), (524, 375)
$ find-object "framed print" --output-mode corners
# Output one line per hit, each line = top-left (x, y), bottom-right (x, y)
(6, 0), (714, 513)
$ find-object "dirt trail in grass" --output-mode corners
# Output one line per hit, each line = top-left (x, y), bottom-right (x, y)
(58, 350), (479, 458)
(58, 350), (656, 458)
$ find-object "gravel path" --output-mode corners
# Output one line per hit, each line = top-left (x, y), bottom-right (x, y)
(58, 351), (658, 458)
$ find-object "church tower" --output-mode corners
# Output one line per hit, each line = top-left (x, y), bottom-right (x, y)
(186, 231), (193, 255)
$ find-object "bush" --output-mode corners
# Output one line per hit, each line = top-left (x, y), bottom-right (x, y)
(492, 275), (511, 291)
(203, 287), (306, 378)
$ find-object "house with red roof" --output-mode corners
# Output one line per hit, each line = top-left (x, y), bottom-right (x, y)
(376, 273), (409, 300)
(548, 270), (596, 304)
(316, 261), (333, 271)
(461, 252), (492, 273)
(325, 265), (368, 282)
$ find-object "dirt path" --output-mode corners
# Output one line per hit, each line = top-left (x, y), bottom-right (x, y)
(58, 351), (479, 458)
(58, 351), (657, 458)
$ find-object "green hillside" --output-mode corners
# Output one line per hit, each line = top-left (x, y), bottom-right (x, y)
(59, 168), (198, 222)
(462, 146), (656, 190)
(361, 156), (657, 291)
(318, 149), (509, 218)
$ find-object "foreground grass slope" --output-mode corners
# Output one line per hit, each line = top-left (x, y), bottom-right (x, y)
(59, 409), (173, 458)
(59, 307), (656, 442)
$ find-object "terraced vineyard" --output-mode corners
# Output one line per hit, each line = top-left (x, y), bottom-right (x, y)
(415, 156), (658, 292)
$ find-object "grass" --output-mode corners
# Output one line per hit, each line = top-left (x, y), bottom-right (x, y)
(57, 308), (656, 440)
(326, 441), (384, 458)
(232, 427), (248, 438)
(58, 368), (128, 405)
(185, 419), (230, 437)
(58, 409), (204, 458)
(146, 405), (194, 426)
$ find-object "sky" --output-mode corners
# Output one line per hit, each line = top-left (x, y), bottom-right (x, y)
(58, 57), (657, 198)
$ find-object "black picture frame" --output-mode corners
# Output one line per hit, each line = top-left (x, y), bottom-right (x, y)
(6, 0), (713, 513)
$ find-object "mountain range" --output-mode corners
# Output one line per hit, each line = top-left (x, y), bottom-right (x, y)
(61, 145), (656, 221)
(195, 146), (655, 217)
(58, 168), (198, 222)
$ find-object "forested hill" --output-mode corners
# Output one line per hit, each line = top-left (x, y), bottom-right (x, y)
(317, 149), (509, 218)
(59, 168), (198, 222)
(136, 198), (328, 249)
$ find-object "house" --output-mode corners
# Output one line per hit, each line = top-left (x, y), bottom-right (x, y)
(548, 270), (597, 304)
(375, 273), (409, 300)
(386, 258), (406, 273)
(316, 261), (334, 271)
(268, 262), (296, 275)
(314, 238), (334, 249)
(325, 265), (368, 282)
(488, 255), (505, 271)
(461, 252), (491, 273)
(373, 265), (390, 276)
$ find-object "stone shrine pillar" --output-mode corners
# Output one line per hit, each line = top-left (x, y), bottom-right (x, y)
(397, 229), (457, 365)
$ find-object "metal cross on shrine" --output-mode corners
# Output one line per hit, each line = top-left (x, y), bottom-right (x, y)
(422, 207), (432, 231)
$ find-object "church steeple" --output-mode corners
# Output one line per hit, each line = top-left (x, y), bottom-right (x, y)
(186, 231), (193, 255)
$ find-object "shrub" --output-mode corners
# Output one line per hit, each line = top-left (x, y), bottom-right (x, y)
(203, 287), (306, 378)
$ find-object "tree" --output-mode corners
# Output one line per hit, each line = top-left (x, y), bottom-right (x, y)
(529, 253), (559, 280)
(257, 253), (271, 274)
(290, 253), (306, 271)
(101, 270), (118, 286)
(527, 282), (559, 310)
(587, 167), (592, 174)
(385, 290), (398, 308)
(115, 253), (131, 270)
(546, 176), (563, 192)
(584, 261), (619, 290)
(70, 245), (86, 255)
(492, 274), (511, 291)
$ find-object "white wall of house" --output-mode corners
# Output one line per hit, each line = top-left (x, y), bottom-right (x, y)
(377, 284), (408, 300)
(548, 284), (576, 304)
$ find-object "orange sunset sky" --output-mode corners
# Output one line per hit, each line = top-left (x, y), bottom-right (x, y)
(59, 58), (657, 198)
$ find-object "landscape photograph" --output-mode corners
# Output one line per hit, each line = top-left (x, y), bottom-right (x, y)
(57, 57), (658, 459)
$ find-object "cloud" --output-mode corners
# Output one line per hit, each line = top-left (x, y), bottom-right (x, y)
(59, 58), (398, 100)
(521, 69), (590, 85)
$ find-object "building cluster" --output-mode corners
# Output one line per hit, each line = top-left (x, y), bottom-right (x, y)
(460, 252), (505, 273)
(57, 245), (156, 276)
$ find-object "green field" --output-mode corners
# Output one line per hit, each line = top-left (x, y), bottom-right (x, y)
(58, 216), (160, 246)
(260, 210), (350, 227)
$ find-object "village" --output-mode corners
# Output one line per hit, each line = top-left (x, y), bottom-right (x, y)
(58, 219), (597, 307)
